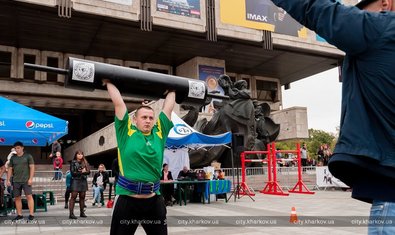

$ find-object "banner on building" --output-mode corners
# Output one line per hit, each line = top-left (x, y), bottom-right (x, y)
(220, 0), (307, 38)
(102, 0), (133, 5)
(198, 65), (225, 114)
(316, 166), (349, 188)
(157, 0), (201, 18)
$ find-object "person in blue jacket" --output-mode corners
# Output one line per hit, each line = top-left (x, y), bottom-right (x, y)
(64, 170), (71, 209)
(268, 0), (395, 233)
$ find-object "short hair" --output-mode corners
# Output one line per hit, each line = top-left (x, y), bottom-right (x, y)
(163, 163), (168, 168)
(13, 141), (24, 147)
(135, 105), (154, 117)
(355, 0), (378, 9)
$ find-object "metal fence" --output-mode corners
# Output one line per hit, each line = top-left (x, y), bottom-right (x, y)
(30, 170), (113, 201)
(222, 166), (317, 191)
(29, 168), (317, 201)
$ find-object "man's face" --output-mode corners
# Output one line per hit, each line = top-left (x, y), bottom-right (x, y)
(14, 146), (24, 155)
(133, 108), (155, 134)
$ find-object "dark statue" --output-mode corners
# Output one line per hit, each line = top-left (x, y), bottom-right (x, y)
(182, 74), (280, 168)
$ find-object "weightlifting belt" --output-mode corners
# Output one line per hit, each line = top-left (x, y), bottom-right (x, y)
(118, 175), (160, 194)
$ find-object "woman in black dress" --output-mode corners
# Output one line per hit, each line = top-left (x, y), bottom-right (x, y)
(69, 150), (90, 219)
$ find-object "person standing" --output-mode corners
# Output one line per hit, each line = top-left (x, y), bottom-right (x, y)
(6, 141), (35, 221)
(49, 140), (61, 160)
(111, 157), (119, 195)
(64, 170), (71, 209)
(104, 78), (175, 235)
(92, 164), (109, 207)
(68, 150), (90, 219)
(0, 157), (5, 212)
(267, 0), (395, 234)
(301, 143), (308, 172)
(53, 151), (63, 180)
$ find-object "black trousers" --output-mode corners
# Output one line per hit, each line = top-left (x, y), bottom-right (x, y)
(110, 195), (167, 235)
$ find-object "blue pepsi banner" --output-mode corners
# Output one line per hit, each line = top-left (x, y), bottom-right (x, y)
(157, 0), (201, 18)
(0, 97), (68, 146)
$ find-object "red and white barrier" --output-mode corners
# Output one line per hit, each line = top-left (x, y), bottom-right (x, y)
(239, 142), (315, 197)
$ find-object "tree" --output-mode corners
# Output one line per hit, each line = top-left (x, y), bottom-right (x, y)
(275, 128), (336, 160)
(307, 129), (336, 160)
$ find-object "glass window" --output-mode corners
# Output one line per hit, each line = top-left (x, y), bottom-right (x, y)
(23, 54), (36, 80)
(46, 57), (59, 82)
(0, 51), (11, 78)
(255, 79), (278, 101)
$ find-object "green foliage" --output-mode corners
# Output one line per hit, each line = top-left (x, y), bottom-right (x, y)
(275, 129), (336, 160)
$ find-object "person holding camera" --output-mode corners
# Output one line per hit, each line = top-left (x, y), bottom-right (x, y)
(68, 150), (90, 219)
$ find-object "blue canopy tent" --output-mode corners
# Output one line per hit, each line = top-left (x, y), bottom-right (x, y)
(166, 112), (231, 149)
(0, 96), (68, 146)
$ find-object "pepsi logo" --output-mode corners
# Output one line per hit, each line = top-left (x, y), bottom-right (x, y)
(32, 138), (38, 144)
(0, 138), (5, 143)
(26, 121), (35, 129)
(25, 121), (54, 129)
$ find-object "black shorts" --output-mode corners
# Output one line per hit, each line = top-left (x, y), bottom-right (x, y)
(13, 182), (33, 197)
(110, 194), (167, 235)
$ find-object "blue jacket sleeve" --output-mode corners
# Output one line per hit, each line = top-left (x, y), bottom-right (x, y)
(270, 0), (390, 55)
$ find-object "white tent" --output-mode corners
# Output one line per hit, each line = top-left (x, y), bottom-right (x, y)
(164, 112), (231, 176)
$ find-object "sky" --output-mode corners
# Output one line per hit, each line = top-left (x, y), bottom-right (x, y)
(281, 67), (342, 134)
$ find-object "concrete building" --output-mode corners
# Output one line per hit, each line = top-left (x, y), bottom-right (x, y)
(0, 0), (356, 167)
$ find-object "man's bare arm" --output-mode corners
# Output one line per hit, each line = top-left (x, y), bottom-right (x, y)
(6, 167), (13, 186)
(162, 91), (176, 120)
(104, 80), (127, 120)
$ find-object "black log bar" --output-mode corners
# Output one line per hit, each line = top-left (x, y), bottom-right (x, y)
(24, 58), (229, 106)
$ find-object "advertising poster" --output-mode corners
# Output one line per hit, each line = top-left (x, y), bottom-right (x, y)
(316, 166), (349, 188)
(198, 65), (225, 114)
(157, 0), (201, 18)
(220, 0), (307, 38)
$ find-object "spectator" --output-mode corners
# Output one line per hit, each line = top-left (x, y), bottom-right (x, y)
(64, 170), (71, 209)
(160, 163), (174, 206)
(49, 140), (61, 160)
(6, 141), (35, 221)
(111, 157), (119, 195)
(0, 157), (5, 213)
(317, 145), (324, 166)
(323, 144), (332, 166)
(4, 148), (16, 195)
(69, 150), (90, 219)
(53, 151), (63, 180)
(177, 166), (190, 180)
(301, 143), (308, 171)
(92, 164), (109, 207)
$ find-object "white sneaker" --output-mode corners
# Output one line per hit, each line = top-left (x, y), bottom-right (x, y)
(98, 204), (102, 208)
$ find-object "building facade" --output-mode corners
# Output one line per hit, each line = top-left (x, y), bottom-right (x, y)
(0, 0), (355, 165)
